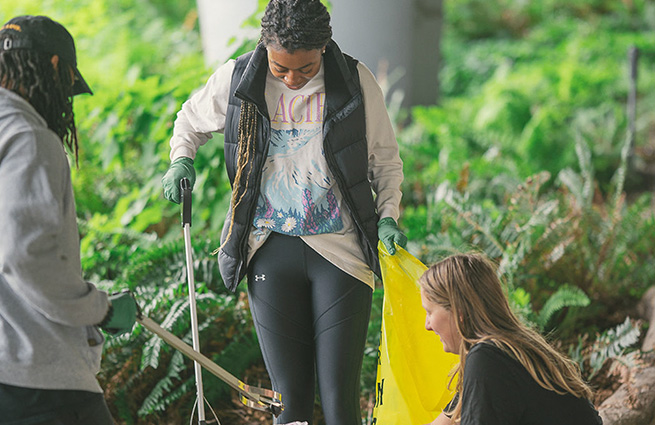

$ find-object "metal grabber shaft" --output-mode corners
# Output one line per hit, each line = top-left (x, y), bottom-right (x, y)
(180, 177), (206, 425)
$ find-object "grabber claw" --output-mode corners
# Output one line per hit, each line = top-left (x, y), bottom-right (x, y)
(136, 314), (284, 417)
(238, 381), (284, 415)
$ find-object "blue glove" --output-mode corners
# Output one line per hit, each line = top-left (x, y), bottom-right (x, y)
(100, 291), (137, 335)
(162, 157), (196, 204)
(377, 217), (408, 255)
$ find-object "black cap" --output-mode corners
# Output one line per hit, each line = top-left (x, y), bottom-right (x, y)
(0, 15), (92, 96)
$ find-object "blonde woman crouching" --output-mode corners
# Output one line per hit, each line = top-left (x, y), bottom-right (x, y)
(419, 253), (603, 425)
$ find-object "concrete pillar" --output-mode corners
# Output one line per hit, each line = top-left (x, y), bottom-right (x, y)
(196, 0), (258, 68)
(411, 0), (442, 105)
(329, 0), (413, 103)
(195, 0), (443, 106)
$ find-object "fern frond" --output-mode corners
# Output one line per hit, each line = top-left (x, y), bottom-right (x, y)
(518, 200), (558, 233)
(124, 240), (186, 288)
(138, 351), (188, 416)
(536, 285), (591, 330)
(140, 333), (166, 371)
(609, 131), (631, 211)
(557, 167), (586, 208)
(161, 298), (192, 331)
(139, 297), (189, 371)
(574, 132), (594, 207)
(587, 317), (641, 379)
(508, 287), (537, 326)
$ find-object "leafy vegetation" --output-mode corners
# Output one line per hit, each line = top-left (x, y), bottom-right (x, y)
(396, 0), (655, 392)
(1, 0), (654, 423)
(571, 316), (642, 381)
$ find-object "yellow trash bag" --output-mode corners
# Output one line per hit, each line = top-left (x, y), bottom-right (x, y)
(371, 242), (458, 425)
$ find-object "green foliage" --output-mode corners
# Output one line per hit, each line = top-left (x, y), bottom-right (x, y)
(361, 288), (384, 403)
(569, 317), (642, 381)
(2, 0), (654, 420)
(411, 126), (655, 339)
(587, 317), (641, 379)
(96, 237), (261, 422)
(445, 0), (655, 41)
(2, 0), (231, 242)
(510, 285), (591, 332)
(430, 0), (655, 184)
(399, 1), (655, 351)
(537, 285), (590, 330)
(137, 351), (190, 416)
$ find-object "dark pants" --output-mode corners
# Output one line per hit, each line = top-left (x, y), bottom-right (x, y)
(247, 233), (373, 425)
(0, 383), (115, 425)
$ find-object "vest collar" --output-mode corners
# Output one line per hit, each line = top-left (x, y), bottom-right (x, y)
(234, 43), (269, 114)
(323, 40), (361, 114)
(234, 40), (361, 117)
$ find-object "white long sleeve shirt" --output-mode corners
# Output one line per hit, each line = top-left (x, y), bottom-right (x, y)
(169, 59), (403, 287)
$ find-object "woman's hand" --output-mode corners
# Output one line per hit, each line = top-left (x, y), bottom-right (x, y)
(377, 217), (408, 254)
(161, 157), (196, 203)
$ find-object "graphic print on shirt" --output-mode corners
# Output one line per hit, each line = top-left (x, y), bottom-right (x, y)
(254, 82), (343, 236)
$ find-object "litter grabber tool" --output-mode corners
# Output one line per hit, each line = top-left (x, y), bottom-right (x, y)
(140, 177), (283, 421)
(136, 313), (284, 417)
(179, 177), (208, 424)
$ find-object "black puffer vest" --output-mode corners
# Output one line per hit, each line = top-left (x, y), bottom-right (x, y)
(218, 40), (381, 292)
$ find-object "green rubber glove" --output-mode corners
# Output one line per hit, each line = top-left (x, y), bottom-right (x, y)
(162, 157), (196, 204)
(377, 217), (408, 255)
(100, 291), (137, 335)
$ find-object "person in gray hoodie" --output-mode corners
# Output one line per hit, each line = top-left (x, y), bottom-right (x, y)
(0, 15), (137, 425)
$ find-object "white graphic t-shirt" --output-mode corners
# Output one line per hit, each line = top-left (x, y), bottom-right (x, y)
(253, 63), (344, 236)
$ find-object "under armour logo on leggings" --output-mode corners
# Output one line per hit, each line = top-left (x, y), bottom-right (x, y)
(255, 274), (266, 282)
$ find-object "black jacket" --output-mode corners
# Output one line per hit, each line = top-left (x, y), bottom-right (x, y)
(218, 40), (381, 291)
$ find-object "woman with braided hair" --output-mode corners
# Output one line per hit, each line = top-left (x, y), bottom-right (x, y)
(163, 1), (406, 423)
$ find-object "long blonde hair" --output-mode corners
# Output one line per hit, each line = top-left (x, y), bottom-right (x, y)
(419, 253), (593, 423)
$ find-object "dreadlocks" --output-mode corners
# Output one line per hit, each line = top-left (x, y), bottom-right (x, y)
(0, 41), (79, 163)
(260, 0), (332, 52)
(220, 0), (332, 249)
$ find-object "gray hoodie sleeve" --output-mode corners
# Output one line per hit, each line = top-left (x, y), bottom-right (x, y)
(0, 124), (109, 328)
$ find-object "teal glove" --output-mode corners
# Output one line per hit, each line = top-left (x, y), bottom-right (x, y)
(100, 291), (137, 335)
(377, 217), (408, 255)
(162, 157), (196, 204)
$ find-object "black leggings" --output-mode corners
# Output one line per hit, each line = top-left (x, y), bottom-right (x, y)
(247, 233), (372, 425)
(0, 383), (114, 425)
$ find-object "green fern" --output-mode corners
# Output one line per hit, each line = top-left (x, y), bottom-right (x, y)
(586, 317), (641, 380)
(138, 350), (188, 415)
(123, 240), (186, 288)
(507, 287), (535, 326)
(123, 238), (225, 293)
(434, 172), (561, 290)
(93, 233), (262, 422)
(536, 285), (590, 330)
(140, 297), (189, 370)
